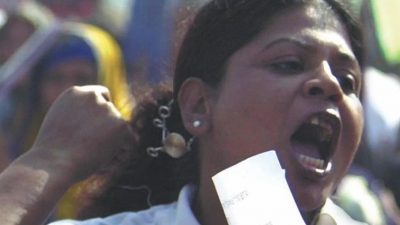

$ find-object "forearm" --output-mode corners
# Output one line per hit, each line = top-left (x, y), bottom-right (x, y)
(0, 85), (135, 225)
(0, 150), (75, 225)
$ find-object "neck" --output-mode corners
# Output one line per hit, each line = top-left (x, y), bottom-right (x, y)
(194, 179), (228, 225)
(303, 208), (321, 225)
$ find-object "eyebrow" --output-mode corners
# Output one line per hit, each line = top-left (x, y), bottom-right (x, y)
(263, 37), (316, 53)
(263, 36), (359, 66)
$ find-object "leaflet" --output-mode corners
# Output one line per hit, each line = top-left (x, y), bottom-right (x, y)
(212, 150), (306, 225)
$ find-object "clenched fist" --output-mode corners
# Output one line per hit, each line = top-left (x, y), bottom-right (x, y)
(31, 85), (135, 182)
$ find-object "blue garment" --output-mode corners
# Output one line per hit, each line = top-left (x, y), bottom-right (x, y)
(122, 0), (177, 84)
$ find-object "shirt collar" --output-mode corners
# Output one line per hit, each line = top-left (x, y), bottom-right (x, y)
(175, 184), (200, 225)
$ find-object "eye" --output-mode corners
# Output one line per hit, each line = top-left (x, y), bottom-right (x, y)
(268, 59), (305, 75)
(336, 73), (358, 94)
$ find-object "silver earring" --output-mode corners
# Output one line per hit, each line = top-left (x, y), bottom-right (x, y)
(146, 100), (192, 158)
(193, 120), (201, 128)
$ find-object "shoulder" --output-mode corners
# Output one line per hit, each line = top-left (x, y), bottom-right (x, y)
(49, 202), (178, 225)
(48, 184), (199, 225)
(49, 204), (176, 225)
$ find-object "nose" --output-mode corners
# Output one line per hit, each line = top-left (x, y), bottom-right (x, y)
(303, 61), (344, 102)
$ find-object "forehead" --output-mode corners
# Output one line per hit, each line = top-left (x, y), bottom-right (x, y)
(303, 1), (343, 29)
(246, 3), (355, 59)
(265, 3), (345, 35)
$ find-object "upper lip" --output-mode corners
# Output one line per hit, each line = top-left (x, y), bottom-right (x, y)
(292, 108), (341, 164)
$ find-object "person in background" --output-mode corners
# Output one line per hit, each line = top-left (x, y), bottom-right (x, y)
(7, 22), (133, 156)
(0, 1), (53, 66)
(0, 1), (54, 171)
(2, 21), (133, 220)
(0, 0), (368, 224)
(36, 0), (100, 22)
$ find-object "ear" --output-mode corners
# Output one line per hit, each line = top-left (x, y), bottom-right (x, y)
(178, 78), (214, 136)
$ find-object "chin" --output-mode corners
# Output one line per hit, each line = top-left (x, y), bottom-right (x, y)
(295, 190), (326, 212)
(287, 172), (334, 212)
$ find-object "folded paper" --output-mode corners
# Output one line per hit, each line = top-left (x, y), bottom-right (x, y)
(212, 150), (306, 225)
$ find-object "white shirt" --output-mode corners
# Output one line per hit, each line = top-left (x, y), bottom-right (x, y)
(49, 184), (366, 225)
(49, 185), (200, 225)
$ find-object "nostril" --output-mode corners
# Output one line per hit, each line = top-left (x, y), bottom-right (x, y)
(329, 95), (340, 102)
(304, 77), (343, 102)
(309, 86), (324, 96)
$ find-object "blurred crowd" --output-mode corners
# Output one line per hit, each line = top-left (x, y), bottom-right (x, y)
(1, 0), (400, 224)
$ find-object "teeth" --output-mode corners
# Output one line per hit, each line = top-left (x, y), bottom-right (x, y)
(299, 154), (325, 170)
(326, 108), (339, 118)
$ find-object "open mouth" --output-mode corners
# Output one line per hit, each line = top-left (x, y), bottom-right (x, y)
(291, 109), (340, 177)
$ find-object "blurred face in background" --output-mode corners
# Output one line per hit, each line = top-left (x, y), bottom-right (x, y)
(39, 58), (97, 110)
(38, 0), (99, 19)
(0, 16), (35, 64)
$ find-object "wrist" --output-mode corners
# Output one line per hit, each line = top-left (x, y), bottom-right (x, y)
(15, 147), (79, 189)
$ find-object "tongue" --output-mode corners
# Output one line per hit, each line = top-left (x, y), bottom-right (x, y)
(291, 140), (322, 159)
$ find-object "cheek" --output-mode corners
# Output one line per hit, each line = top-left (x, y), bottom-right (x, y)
(40, 83), (65, 108)
(335, 98), (364, 176)
(344, 98), (364, 152)
(211, 81), (293, 162)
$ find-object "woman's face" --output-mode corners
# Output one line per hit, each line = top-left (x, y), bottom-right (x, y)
(0, 17), (35, 64)
(40, 59), (97, 110)
(201, 4), (363, 213)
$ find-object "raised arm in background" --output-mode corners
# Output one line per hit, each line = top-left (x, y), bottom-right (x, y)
(0, 85), (134, 225)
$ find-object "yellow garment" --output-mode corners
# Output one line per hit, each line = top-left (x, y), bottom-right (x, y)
(54, 22), (134, 219)
(16, 21), (134, 153)
(63, 22), (134, 120)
